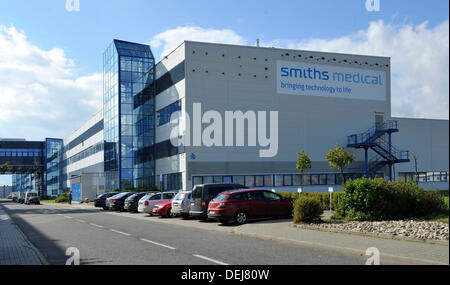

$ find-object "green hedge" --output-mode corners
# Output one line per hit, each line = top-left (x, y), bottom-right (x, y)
(278, 191), (344, 211)
(293, 196), (323, 223)
(335, 178), (447, 221)
(55, 192), (70, 203)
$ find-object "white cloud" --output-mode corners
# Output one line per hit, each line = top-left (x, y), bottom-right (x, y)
(149, 26), (247, 58)
(0, 25), (102, 141)
(264, 20), (449, 120)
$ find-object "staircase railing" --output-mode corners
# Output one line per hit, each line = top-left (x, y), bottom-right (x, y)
(347, 120), (398, 146)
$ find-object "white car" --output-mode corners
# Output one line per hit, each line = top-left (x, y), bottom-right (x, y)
(138, 191), (178, 214)
(171, 191), (192, 218)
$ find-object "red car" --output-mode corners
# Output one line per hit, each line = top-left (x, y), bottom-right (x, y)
(207, 189), (294, 225)
(152, 200), (174, 218)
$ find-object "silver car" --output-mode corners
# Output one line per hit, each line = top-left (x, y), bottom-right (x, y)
(171, 191), (192, 218)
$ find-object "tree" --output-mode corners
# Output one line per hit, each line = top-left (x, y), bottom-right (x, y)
(296, 151), (311, 186)
(410, 151), (419, 183)
(326, 143), (355, 184)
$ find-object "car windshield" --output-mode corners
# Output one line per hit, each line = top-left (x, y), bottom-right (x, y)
(127, 194), (138, 199)
(212, 194), (229, 202)
(112, 193), (129, 199)
(174, 193), (185, 200)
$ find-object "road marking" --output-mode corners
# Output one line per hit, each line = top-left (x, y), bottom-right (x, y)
(140, 238), (176, 250)
(109, 229), (131, 236)
(75, 219), (86, 223)
(90, 223), (104, 228)
(64, 216), (73, 219)
(193, 254), (229, 265)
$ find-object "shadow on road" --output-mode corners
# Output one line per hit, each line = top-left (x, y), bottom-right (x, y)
(0, 200), (104, 265)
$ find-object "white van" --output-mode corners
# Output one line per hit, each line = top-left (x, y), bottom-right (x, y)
(25, 191), (40, 205)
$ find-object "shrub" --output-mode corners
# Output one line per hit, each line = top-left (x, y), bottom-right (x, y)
(340, 178), (447, 221)
(293, 196), (324, 223)
(55, 192), (70, 203)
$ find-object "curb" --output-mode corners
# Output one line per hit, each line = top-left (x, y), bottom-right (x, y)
(291, 223), (450, 246)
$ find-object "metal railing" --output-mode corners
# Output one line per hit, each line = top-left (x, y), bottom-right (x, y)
(347, 120), (398, 146)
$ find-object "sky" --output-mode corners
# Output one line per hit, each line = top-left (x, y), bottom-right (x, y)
(0, 0), (449, 185)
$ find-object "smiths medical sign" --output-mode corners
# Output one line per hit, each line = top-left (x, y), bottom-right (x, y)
(276, 60), (387, 101)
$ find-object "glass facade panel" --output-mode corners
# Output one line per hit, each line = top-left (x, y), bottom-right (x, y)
(233, 176), (245, 186)
(103, 40), (155, 190)
(264, 175), (273, 187)
(245, 176), (255, 187)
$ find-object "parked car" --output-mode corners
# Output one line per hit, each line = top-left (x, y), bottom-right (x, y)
(171, 191), (192, 218)
(207, 189), (294, 225)
(25, 191), (40, 205)
(124, 192), (154, 212)
(109, 192), (136, 211)
(190, 183), (246, 220)
(94, 192), (120, 209)
(18, 197), (25, 204)
(137, 192), (178, 214)
(152, 200), (175, 218)
(12, 197), (18, 202)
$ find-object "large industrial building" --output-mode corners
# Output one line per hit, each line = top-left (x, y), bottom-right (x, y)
(1, 40), (448, 198)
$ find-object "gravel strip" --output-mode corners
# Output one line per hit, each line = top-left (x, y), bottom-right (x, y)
(297, 219), (449, 242)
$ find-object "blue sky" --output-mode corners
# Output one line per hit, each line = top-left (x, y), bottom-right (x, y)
(0, 0), (448, 185)
(1, 0), (448, 72)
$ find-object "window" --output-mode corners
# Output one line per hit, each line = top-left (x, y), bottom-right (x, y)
(264, 175), (273, 187)
(203, 176), (213, 184)
(245, 176), (255, 187)
(311, 175), (319, 185)
(275, 175), (284, 186)
(247, 191), (263, 200)
(193, 177), (203, 186)
(150, 194), (161, 200)
(284, 175), (293, 186)
(233, 176), (245, 185)
(255, 176), (264, 187)
(163, 193), (174, 199)
(263, 191), (281, 201)
(213, 176), (222, 183)
(157, 100), (182, 126)
(213, 194), (230, 202)
(319, 175), (327, 185)
(293, 175), (302, 186)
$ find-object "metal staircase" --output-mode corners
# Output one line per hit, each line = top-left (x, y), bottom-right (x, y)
(347, 120), (410, 180)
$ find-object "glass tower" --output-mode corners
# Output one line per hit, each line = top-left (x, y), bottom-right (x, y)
(103, 40), (155, 190)
(45, 138), (63, 197)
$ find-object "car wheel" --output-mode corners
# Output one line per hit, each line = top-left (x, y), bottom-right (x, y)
(233, 211), (248, 225)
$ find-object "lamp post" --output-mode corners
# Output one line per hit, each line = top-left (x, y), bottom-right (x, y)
(328, 187), (334, 210)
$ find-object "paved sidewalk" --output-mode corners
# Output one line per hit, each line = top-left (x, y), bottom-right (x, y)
(0, 204), (47, 265)
(235, 220), (449, 265)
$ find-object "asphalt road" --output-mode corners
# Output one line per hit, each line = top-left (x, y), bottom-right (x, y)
(2, 201), (370, 265)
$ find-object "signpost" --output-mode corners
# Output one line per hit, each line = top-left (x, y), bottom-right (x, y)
(328, 187), (334, 210)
